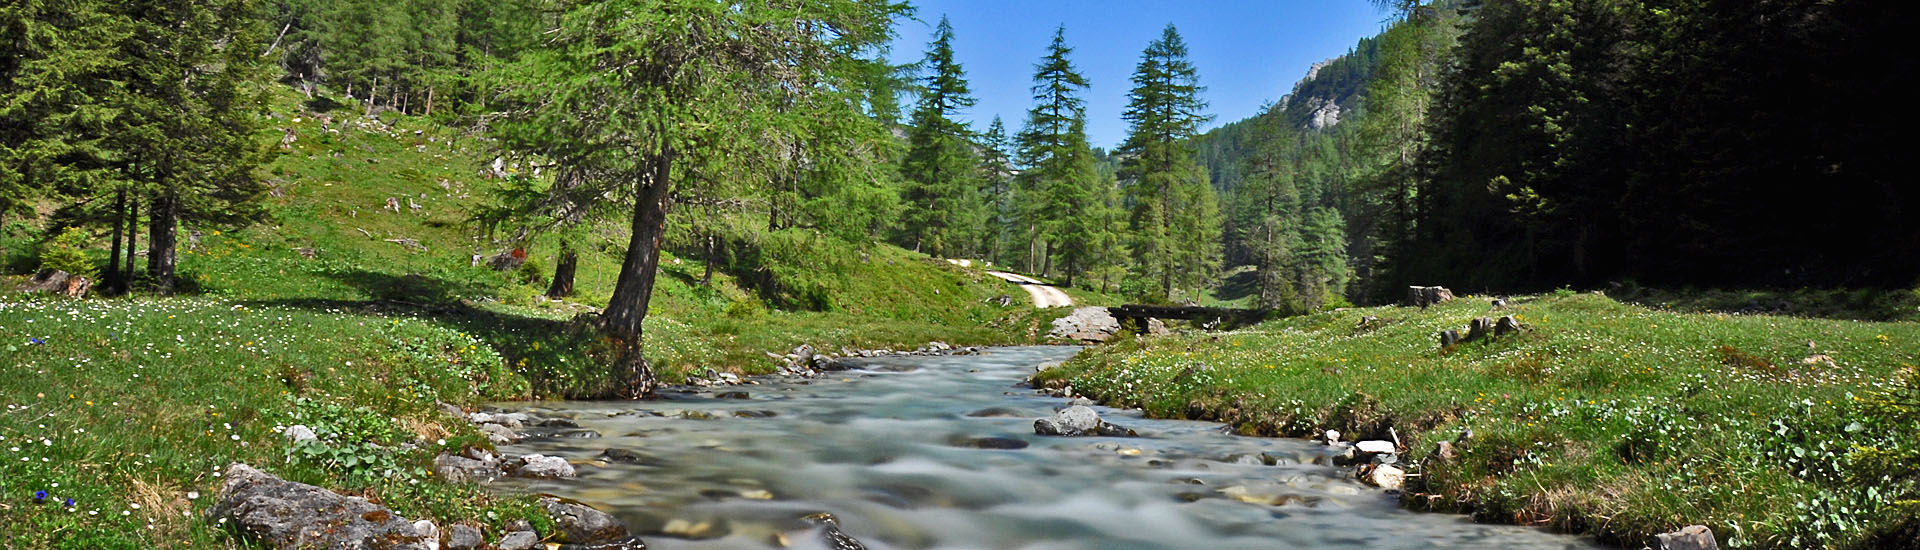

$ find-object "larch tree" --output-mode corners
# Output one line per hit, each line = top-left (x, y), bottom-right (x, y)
(489, 0), (905, 397)
(899, 15), (986, 258)
(1118, 24), (1217, 301)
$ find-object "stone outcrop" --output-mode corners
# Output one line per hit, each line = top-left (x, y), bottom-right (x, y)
(1047, 307), (1122, 343)
(210, 463), (437, 550)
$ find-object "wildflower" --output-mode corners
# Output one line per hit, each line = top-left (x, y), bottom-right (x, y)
(64, 498), (75, 507)
(34, 490), (47, 503)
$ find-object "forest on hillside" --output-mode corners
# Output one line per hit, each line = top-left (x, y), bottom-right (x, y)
(5, 0), (1916, 338)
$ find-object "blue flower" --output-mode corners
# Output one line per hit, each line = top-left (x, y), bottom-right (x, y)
(63, 497), (74, 507)
(33, 490), (46, 503)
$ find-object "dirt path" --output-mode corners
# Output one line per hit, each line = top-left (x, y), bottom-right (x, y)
(985, 271), (1073, 308)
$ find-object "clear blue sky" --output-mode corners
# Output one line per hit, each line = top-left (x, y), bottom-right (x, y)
(887, 1), (1392, 150)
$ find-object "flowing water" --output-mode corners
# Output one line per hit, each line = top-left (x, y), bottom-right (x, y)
(496, 346), (1598, 550)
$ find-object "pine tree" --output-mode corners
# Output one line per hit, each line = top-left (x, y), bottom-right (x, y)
(1118, 24), (1217, 301)
(899, 16), (986, 258)
(490, 0), (905, 397)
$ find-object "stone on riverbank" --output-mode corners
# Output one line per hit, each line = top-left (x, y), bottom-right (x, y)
(446, 524), (484, 550)
(210, 463), (437, 550)
(1034, 405), (1136, 437)
(1047, 307), (1122, 343)
(1361, 464), (1406, 490)
(511, 454), (576, 479)
(1656, 525), (1719, 550)
(433, 452), (502, 482)
(538, 496), (636, 545)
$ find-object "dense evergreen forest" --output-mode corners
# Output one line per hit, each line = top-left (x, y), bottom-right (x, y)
(5, 0), (1917, 381)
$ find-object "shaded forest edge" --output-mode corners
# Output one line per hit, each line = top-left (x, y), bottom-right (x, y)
(1037, 292), (1920, 549)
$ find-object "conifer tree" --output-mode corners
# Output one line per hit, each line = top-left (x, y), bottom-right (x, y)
(111, 0), (274, 294)
(979, 116), (1016, 266)
(1015, 26), (1101, 282)
(1118, 24), (1217, 301)
(899, 16), (986, 258)
(0, 1), (129, 263)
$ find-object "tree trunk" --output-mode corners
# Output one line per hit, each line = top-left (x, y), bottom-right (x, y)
(148, 188), (178, 295)
(107, 189), (126, 294)
(1041, 241), (1053, 278)
(424, 86), (434, 117)
(599, 153), (674, 398)
(700, 233), (715, 286)
(124, 199), (139, 288)
(546, 244), (577, 298)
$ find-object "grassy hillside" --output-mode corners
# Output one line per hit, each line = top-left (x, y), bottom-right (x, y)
(1037, 292), (1920, 549)
(0, 87), (1066, 548)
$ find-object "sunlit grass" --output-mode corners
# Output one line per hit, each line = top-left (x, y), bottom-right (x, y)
(1038, 292), (1920, 549)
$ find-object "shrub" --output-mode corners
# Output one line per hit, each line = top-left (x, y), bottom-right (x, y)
(37, 227), (98, 280)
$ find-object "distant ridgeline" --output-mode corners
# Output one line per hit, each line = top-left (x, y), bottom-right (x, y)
(1194, 36), (1378, 198)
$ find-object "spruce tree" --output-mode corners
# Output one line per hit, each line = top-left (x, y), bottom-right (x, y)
(0, 1), (129, 263)
(106, 0), (273, 294)
(1118, 24), (1217, 301)
(979, 116), (1016, 266)
(1015, 25), (1101, 283)
(899, 16), (986, 258)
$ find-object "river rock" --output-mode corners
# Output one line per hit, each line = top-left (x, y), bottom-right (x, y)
(956, 436), (1030, 450)
(497, 530), (538, 550)
(965, 407), (1025, 418)
(1355, 440), (1397, 455)
(1656, 525), (1719, 550)
(446, 524), (483, 550)
(1361, 464), (1406, 490)
(800, 513), (868, 550)
(433, 452), (502, 482)
(538, 496), (633, 544)
(481, 423), (521, 444)
(1034, 405), (1135, 437)
(209, 463), (437, 550)
(511, 454), (576, 479)
(1046, 307), (1122, 343)
(470, 412), (527, 429)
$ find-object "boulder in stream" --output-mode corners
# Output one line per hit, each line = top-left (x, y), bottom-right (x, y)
(1034, 405), (1136, 437)
(510, 454), (576, 479)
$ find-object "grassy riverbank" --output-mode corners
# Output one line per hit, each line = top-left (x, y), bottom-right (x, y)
(1036, 292), (1920, 549)
(0, 87), (1069, 548)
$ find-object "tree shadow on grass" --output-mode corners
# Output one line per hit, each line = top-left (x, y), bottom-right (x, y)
(238, 268), (626, 399)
